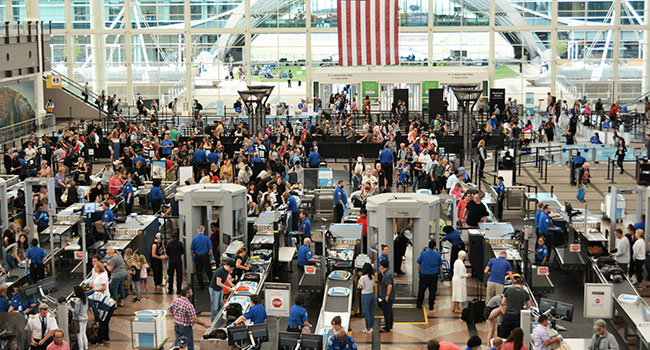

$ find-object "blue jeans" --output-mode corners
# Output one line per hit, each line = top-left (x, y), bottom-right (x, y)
(209, 287), (224, 322)
(6, 254), (17, 269)
(174, 324), (194, 350)
(110, 276), (126, 302)
(361, 293), (375, 330)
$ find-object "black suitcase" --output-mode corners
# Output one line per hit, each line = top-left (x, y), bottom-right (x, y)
(466, 299), (486, 323)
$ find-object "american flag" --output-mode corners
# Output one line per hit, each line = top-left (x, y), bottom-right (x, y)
(337, 0), (399, 66)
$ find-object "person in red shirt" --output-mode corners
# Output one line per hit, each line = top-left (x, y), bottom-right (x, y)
(427, 339), (461, 350)
(357, 208), (368, 254)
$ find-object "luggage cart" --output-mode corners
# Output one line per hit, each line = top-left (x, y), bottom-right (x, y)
(131, 310), (168, 349)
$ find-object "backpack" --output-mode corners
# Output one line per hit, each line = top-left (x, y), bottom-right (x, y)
(168, 102), (173, 109)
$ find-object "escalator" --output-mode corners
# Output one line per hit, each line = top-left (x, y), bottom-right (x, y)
(42, 69), (107, 120)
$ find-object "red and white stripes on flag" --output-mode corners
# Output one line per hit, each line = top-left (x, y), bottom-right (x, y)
(337, 0), (399, 66)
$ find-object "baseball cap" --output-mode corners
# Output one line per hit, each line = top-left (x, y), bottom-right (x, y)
(593, 319), (607, 331)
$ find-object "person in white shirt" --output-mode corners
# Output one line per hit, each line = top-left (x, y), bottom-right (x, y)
(90, 261), (110, 297)
(27, 303), (58, 350)
(633, 229), (646, 288)
(446, 170), (459, 193)
(532, 314), (562, 350)
(611, 228), (630, 274)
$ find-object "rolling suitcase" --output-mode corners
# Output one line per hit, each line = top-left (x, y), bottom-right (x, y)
(461, 280), (486, 324)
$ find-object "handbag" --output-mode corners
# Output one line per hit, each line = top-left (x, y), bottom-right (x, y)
(576, 186), (585, 201)
(61, 189), (69, 203)
(69, 319), (80, 334)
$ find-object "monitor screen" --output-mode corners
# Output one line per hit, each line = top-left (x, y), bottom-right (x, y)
(278, 332), (300, 350)
(300, 334), (323, 350)
(84, 203), (96, 214)
(222, 234), (232, 246)
(228, 326), (249, 346)
(555, 302), (574, 322)
(249, 324), (269, 343)
(539, 298), (556, 314)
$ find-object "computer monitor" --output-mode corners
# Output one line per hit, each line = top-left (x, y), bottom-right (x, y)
(539, 298), (556, 314)
(84, 203), (96, 214)
(555, 301), (574, 322)
(300, 334), (323, 350)
(248, 324), (269, 343)
(278, 331), (300, 350)
(227, 326), (250, 347)
(19, 283), (41, 300)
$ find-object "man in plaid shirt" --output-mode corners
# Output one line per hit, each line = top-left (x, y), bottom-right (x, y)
(169, 287), (210, 350)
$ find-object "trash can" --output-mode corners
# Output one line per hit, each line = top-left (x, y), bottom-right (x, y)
(131, 310), (167, 349)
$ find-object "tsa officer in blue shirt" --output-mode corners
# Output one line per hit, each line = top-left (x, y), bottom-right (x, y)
(538, 204), (560, 243)
(283, 191), (300, 231)
(535, 202), (545, 232)
(32, 203), (49, 234)
(10, 287), (36, 314)
(379, 144), (395, 186)
(232, 295), (267, 325)
(529, 236), (549, 265)
(101, 201), (114, 224)
(298, 211), (311, 239)
(327, 329), (358, 350)
(334, 180), (347, 223)
(190, 225), (214, 289)
(308, 147), (320, 168)
(495, 176), (505, 221)
(416, 240), (443, 310)
(148, 179), (164, 213)
(297, 238), (319, 269)
(442, 225), (465, 273)
(26, 238), (46, 283)
(287, 293), (310, 332)
(122, 173), (135, 214)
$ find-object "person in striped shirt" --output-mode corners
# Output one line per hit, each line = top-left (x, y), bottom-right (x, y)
(169, 287), (210, 350)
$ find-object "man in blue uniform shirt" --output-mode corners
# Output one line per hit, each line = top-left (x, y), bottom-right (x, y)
(634, 215), (646, 232)
(297, 238), (319, 269)
(573, 151), (586, 168)
(26, 238), (46, 283)
(416, 240), (443, 310)
(535, 202), (545, 229)
(33, 203), (49, 234)
(378, 245), (389, 268)
(298, 211), (311, 239)
(207, 150), (220, 165)
(484, 250), (514, 301)
(193, 148), (207, 164)
(10, 288), (36, 314)
(379, 144), (395, 187)
(334, 181), (347, 223)
(283, 191), (300, 231)
(287, 294), (310, 332)
(441, 225), (465, 274)
(148, 179), (164, 213)
(101, 202), (114, 224)
(308, 148), (320, 168)
(538, 204), (560, 244)
(190, 225), (214, 289)
(529, 236), (549, 265)
(327, 330), (358, 350)
(495, 176), (505, 221)
(232, 295), (267, 325)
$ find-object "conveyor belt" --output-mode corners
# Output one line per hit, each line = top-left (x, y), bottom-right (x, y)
(323, 279), (353, 313)
(529, 273), (554, 295)
(554, 248), (586, 270)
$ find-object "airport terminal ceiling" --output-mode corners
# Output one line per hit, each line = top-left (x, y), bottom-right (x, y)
(4, 0), (648, 106)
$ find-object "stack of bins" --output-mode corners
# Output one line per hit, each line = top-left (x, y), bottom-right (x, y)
(132, 310), (167, 349)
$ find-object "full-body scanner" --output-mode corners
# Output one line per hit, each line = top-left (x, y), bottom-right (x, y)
(366, 193), (441, 297)
(176, 184), (248, 274)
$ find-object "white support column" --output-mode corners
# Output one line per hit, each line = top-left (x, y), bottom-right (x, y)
(550, 0), (558, 97)
(64, 0), (73, 79)
(124, 0), (134, 104)
(612, 0), (622, 102)
(244, 0), (252, 88)
(26, 2), (45, 130)
(428, 0), (433, 68)
(5, 0), (13, 21)
(641, 0), (650, 94)
(489, 0), (496, 89)
(91, 0), (107, 93)
(184, 0), (193, 114)
(306, 0), (312, 98)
